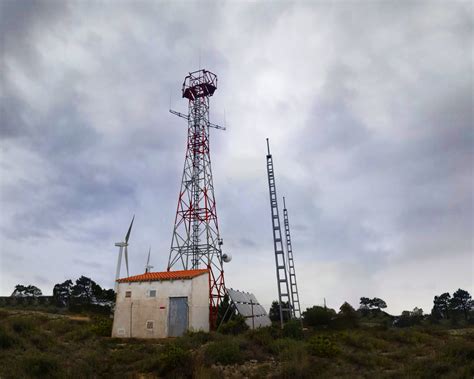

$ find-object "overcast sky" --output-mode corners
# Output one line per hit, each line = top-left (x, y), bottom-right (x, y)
(1, 0), (472, 314)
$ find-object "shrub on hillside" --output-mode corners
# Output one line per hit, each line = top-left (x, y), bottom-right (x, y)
(155, 344), (192, 376)
(219, 315), (249, 335)
(11, 317), (36, 334)
(23, 353), (60, 378)
(307, 335), (340, 357)
(303, 306), (336, 327)
(90, 317), (113, 337)
(276, 340), (317, 379)
(0, 326), (16, 349)
(64, 326), (94, 342)
(270, 338), (307, 362)
(245, 327), (273, 348)
(178, 330), (213, 349)
(204, 338), (243, 365)
(283, 320), (304, 339)
(332, 302), (359, 329)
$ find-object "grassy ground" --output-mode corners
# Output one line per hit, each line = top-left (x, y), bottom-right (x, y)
(0, 308), (473, 378)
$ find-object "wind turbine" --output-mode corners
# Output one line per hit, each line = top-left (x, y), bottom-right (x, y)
(145, 247), (153, 273)
(114, 216), (134, 290)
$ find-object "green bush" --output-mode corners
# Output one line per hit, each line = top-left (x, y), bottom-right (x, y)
(334, 302), (359, 329)
(11, 317), (35, 334)
(269, 338), (306, 361)
(178, 330), (213, 349)
(90, 317), (113, 337)
(272, 339), (307, 362)
(23, 353), (60, 378)
(279, 356), (322, 379)
(307, 335), (339, 357)
(149, 344), (192, 376)
(283, 320), (303, 339)
(219, 315), (249, 335)
(303, 306), (336, 327)
(0, 309), (9, 319)
(204, 338), (243, 365)
(343, 350), (379, 369)
(442, 338), (474, 362)
(64, 326), (94, 342)
(339, 331), (389, 351)
(0, 325), (16, 349)
(246, 327), (273, 348)
(47, 318), (72, 335)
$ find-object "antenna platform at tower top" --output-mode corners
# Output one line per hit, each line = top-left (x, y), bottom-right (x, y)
(182, 69), (218, 100)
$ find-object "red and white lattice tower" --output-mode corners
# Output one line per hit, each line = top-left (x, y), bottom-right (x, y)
(167, 69), (226, 329)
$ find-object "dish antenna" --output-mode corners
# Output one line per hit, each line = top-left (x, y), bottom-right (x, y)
(222, 253), (232, 263)
(145, 247), (153, 273)
(114, 215), (134, 290)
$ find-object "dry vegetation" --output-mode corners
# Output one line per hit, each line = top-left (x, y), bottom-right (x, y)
(0, 308), (473, 378)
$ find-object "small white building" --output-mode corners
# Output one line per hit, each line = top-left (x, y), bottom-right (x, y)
(111, 269), (210, 338)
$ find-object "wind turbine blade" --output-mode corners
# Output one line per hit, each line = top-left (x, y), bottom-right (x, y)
(125, 245), (129, 277)
(125, 215), (135, 243)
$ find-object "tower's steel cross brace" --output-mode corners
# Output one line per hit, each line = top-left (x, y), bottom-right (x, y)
(168, 69), (226, 329)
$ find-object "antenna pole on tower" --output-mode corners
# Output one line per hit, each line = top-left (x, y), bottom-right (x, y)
(265, 139), (292, 328)
(168, 69), (225, 330)
(283, 197), (302, 319)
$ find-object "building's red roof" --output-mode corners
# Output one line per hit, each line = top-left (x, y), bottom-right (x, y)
(117, 269), (209, 283)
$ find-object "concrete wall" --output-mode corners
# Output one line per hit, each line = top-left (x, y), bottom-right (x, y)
(189, 273), (210, 332)
(111, 273), (209, 338)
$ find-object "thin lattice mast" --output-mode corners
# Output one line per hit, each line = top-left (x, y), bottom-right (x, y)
(266, 139), (292, 327)
(282, 197), (302, 319)
(168, 69), (226, 329)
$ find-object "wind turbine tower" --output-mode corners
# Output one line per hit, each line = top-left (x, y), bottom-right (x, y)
(145, 247), (153, 273)
(168, 69), (227, 329)
(114, 216), (134, 291)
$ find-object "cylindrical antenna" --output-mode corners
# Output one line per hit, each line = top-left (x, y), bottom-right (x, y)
(266, 138), (271, 155)
(283, 196), (286, 209)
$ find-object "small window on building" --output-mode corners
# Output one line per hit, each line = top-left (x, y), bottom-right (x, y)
(149, 290), (156, 297)
(146, 320), (154, 330)
(125, 291), (131, 298)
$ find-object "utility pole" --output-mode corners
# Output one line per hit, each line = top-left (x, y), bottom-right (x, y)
(250, 299), (255, 330)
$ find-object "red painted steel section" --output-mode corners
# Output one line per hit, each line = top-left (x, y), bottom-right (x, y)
(168, 69), (226, 330)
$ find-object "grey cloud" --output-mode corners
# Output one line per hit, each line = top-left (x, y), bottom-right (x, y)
(0, 1), (471, 314)
(73, 258), (104, 269)
(1, 0), (71, 74)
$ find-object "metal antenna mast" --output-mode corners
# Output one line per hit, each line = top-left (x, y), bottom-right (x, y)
(283, 197), (301, 318)
(266, 139), (292, 327)
(168, 69), (226, 329)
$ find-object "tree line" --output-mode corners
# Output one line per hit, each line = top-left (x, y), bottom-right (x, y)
(10, 276), (115, 312)
(269, 288), (473, 328)
(431, 289), (472, 321)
